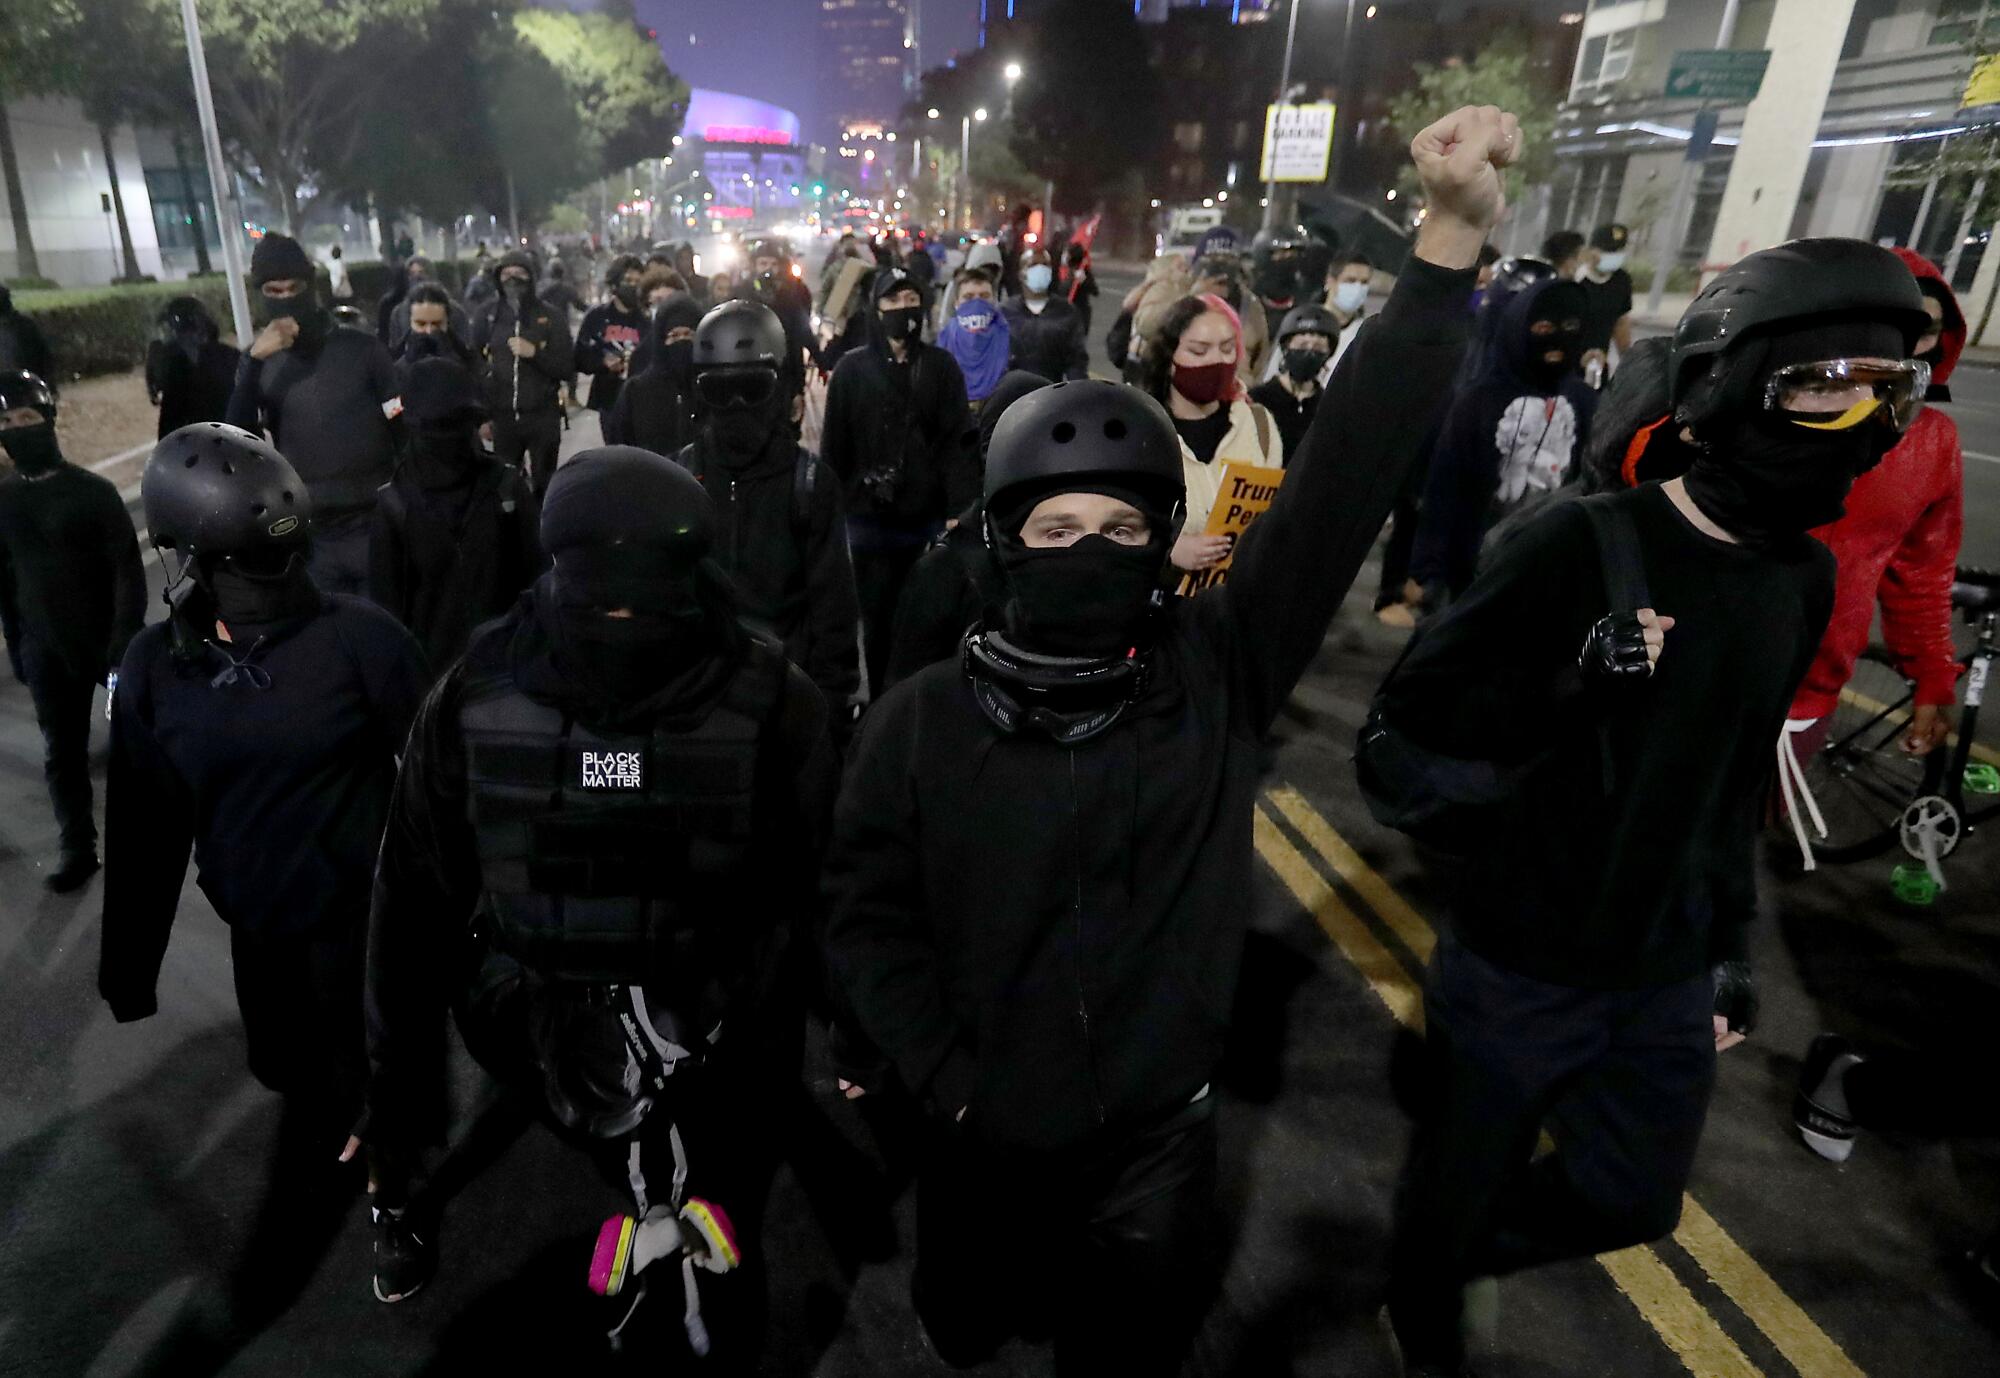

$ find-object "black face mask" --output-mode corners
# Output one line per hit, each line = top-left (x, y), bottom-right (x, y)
(660, 339), (695, 380)
(550, 572), (712, 706)
(502, 278), (531, 305)
(1525, 320), (1578, 388)
(1, 420), (62, 476)
(407, 421), (481, 487)
(405, 332), (448, 362)
(1282, 347), (1327, 384)
(203, 550), (318, 630)
(881, 306), (924, 343)
(709, 404), (780, 458)
(1684, 413), (1880, 546)
(1000, 533), (1165, 658)
(613, 284), (642, 311)
(264, 292), (327, 353)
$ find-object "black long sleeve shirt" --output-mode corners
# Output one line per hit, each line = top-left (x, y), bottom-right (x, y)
(0, 462), (145, 682)
(1378, 482), (1834, 989)
(99, 597), (426, 1020)
(822, 257), (1474, 1155)
(225, 326), (402, 515)
(819, 339), (977, 525)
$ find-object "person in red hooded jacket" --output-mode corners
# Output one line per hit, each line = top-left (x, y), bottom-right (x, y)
(1788, 248), (1965, 757)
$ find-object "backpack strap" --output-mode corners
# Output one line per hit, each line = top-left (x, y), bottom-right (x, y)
(794, 449), (819, 544)
(1249, 401), (1275, 464)
(1577, 495), (1651, 796)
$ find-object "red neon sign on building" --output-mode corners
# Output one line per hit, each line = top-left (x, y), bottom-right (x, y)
(703, 125), (793, 145)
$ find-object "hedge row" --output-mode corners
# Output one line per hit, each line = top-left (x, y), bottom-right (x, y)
(14, 257), (496, 381)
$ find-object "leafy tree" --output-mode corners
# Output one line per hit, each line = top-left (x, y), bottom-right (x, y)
(0, 2), (83, 278)
(1385, 32), (1557, 206)
(510, 7), (687, 179)
(1007, 0), (1163, 215)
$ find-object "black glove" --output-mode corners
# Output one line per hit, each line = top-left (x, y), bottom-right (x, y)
(1579, 612), (1655, 683)
(1711, 960), (1759, 1037)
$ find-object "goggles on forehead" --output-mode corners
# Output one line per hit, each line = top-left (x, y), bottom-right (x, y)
(1763, 358), (1930, 434)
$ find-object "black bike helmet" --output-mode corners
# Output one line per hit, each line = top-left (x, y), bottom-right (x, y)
(1485, 255), (1555, 307)
(142, 423), (311, 557)
(1671, 238), (1929, 428)
(0, 369), (57, 422)
(692, 299), (785, 372)
(984, 379), (1185, 539)
(1276, 303), (1342, 345)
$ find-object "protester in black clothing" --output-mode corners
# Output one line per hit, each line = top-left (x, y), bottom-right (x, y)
(882, 369), (1048, 690)
(823, 107), (1510, 1377)
(575, 255), (649, 418)
(1578, 221), (1634, 376)
(676, 300), (860, 722)
(100, 425), (425, 1318)
(350, 447), (837, 1347)
(0, 372), (144, 891)
(820, 268), (975, 698)
(384, 257), (470, 356)
(539, 260), (585, 320)
(469, 250), (575, 494)
(1248, 303), (1337, 459)
(1002, 245), (1090, 382)
(603, 294), (703, 453)
(146, 296), (240, 437)
(738, 243), (824, 389)
(0, 284), (53, 379)
(227, 232), (402, 597)
(369, 358), (543, 677)
(671, 241), (711, 305)
(392, 284), (476, 390)
(1373, 237), (1933, 1377)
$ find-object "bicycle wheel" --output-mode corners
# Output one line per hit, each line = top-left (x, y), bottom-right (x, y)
(1799, 650), (1935, 863)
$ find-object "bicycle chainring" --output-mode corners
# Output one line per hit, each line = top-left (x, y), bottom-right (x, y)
(1899, 794), (1964, 861)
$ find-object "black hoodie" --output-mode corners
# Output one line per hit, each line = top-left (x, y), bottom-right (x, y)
(820, 321), (976, 525)
(468, 255), (574, 420)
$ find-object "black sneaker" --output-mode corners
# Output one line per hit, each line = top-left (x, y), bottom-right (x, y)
(1794, 1034), (1863, 1164)
(46, 852), (99, 894)
(372, 1205), (434, 1303)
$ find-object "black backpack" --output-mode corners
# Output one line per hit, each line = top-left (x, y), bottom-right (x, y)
(1355, 495), (1649, 853)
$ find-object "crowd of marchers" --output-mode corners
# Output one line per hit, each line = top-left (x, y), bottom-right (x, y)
(0, 100), (1990, 1376)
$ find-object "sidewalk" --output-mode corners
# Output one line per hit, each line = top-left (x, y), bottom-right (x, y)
(46, 368), (159, 489)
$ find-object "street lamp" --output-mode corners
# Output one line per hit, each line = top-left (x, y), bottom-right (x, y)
(1004, 61), (1023, 83)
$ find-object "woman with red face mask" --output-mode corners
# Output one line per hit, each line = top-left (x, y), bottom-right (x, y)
(1142, 294), (1284, 577)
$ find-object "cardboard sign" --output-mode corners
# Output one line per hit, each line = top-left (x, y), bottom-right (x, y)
(1259, 103), (1337, 184)
(1179, 462), (1285, 596)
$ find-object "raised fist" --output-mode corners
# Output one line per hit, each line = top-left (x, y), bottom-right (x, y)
(1410, 105), (1521, 234)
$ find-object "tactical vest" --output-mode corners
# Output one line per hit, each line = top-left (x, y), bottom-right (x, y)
(458, 640), (785, 987)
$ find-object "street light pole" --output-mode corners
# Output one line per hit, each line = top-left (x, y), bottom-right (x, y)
(177, 0), (252, 345)
(1260, 0), (1305, 236)
(961, 113), (971, 232)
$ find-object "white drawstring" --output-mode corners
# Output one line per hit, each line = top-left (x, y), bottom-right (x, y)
(1776, 719), (1829, 872)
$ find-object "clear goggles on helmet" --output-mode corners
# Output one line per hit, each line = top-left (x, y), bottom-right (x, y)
(693, 367), (778, 410)
(1762, 358), (1930, 435)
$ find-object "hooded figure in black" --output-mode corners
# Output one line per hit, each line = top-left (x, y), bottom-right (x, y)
(882, 368), (1048, 690)
(355, 446), (838, 1347)
(369, 357), (545, 676)
(100, 424), (425, 1321)
(0, 370), (145, 891)
(1372, 238), (1930, 1374)
(227, 232), (402, 597)
(819, 266), (975, 697)
(146, 296), (241, 436)
(674, 301), (860, 722)
(1409, 275), (1597, 603)
(824, 171), (1485, 1370)
(603, 293), (703, 453)
(468, 249), (575, 495)
(575, 254), (650, 418)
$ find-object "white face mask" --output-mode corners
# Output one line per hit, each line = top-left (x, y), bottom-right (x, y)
(1596, 252), (1627, 274)
(1023, 263), (1054, 294)
(1333, 280), (1368, 314)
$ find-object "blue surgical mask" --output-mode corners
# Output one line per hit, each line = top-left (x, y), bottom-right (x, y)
(1333, 281), (1368, 314)
(1024, 263), (1054, 294)
(1596, 251), (1627, 274)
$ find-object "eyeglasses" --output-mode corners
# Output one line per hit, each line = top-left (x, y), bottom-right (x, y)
(694, 368), (778, 410)
(1764, 358), (1931, 434)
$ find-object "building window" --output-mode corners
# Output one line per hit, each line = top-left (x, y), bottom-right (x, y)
(1930, 0), (1995, 47)
(1574, 27), (1636, 90)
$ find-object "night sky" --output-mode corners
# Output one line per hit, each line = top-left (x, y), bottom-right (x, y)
(631, 0), (984, 143)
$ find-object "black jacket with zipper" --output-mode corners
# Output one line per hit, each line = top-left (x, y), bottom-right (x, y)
(823, 256), (1475, 1156)
(819, 335), (975, 525)
(677, 433), (861, 706)
(468, 294), (573, 421)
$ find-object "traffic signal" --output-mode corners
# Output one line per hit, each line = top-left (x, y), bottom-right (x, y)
(811, 182), (825, 197)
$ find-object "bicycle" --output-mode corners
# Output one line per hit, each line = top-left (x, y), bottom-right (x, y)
(1794, 567), (2000, 897)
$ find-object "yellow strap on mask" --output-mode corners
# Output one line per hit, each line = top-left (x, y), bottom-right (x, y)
(1791, 397), (1883, 432)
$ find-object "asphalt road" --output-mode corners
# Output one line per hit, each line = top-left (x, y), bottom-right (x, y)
(0, 294), (1995, 1376)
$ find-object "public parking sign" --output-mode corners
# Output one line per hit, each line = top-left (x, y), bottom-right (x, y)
(1260, 102), (1337, 184)
(1664, 49), (1772, 103)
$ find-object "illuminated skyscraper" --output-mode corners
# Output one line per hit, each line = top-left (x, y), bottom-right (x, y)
(820, 0), (916, 136)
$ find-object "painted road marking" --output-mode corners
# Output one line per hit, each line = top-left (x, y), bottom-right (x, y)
(1962, 450), (2000, 465)
(1256, 787), (1875, 1378)
(1838, 685), (1998, 768)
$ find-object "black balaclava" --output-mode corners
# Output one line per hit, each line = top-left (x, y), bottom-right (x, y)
(1917, 279), (1956, 402)
(539, 448), (729, 709)
(991, 479), (1175, 659)
(1684, 318), (1907, 545)
(1522, 279), (1586, 389)
(703, 374), (788, 462)
(250, 233), (326, 354)
(650, 296), (706, 385)
(200, 546), (319, 632)
(1, 419), (62, 476)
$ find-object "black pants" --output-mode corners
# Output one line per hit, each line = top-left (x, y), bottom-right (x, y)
(23, 648), (97, 858)
(851, 531), (934, 701)
(493, 410), (563, 495)
(306, 510), (373, 598)
(1388, 934), (1716, 1367)
(914, 1094), (1218, 1376)
(230, 917), (369, 1132)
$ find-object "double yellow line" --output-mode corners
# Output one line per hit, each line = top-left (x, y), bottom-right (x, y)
(1250, 784), (1868, 1378)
